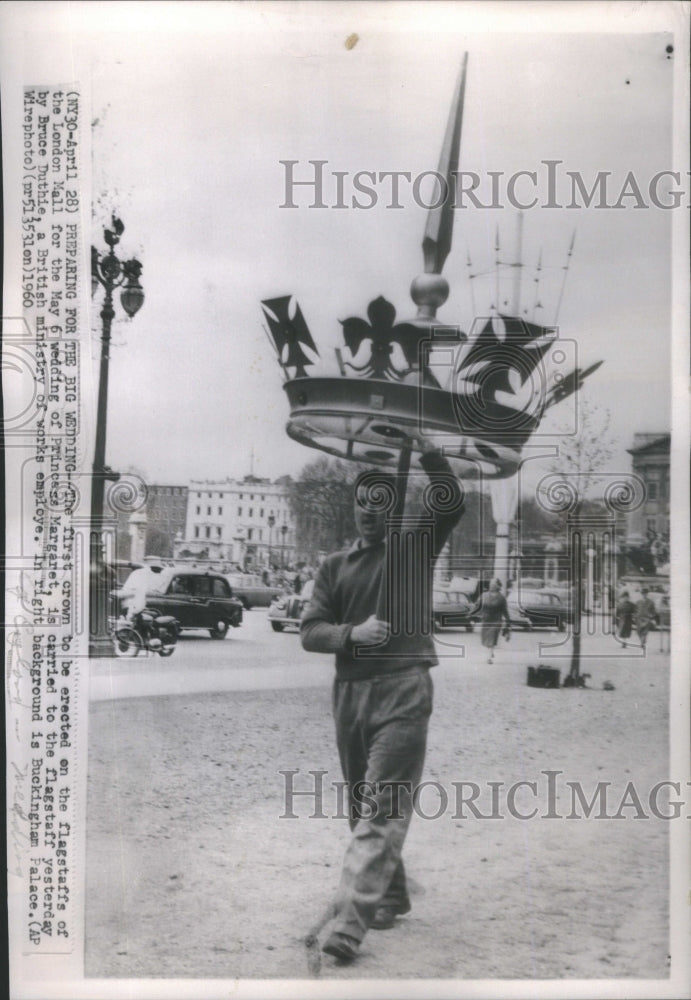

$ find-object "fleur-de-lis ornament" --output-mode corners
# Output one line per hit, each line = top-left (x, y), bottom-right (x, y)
(340, 296), (424, 381)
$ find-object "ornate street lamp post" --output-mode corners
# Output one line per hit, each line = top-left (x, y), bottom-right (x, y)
(267, 514), (276, 570)
(89, 216), (145, 657)
(280, 523), (288, 568)
(586, 543), (597, 616)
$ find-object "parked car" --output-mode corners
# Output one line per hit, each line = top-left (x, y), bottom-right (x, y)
(113, 567), (243, 639)
(225, 573), (284, 610)
(442, 576), (487, 604)
(432, 589), (475, 631)
(267, 578), (315, 632)
(507, 589), (571, 631)
(645, 591), (670, 630)
(267, 593), (306, 632)
(503, 595), (536, 630)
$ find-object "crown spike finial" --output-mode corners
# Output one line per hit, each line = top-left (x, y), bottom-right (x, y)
(412, 52), (468, 320)
(421, 51), (468, 278)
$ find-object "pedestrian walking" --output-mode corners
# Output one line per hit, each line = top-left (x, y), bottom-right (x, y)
(634, 588), (657, 650)
(300, 439), (464, 963)
(615, 590), (635, 648)
(476, 579), (511, 663)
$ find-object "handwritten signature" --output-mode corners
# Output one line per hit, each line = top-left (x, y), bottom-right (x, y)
(8, 759), (29, 878)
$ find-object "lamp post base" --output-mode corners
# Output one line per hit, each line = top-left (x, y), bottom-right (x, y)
(89, 635), (116, 658)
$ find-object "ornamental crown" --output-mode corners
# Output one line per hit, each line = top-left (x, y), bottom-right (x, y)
(261, 55), (601, 480)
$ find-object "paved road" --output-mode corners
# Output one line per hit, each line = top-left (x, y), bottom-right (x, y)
(88, 608), (667, 702)
(88, 609), (329, 701)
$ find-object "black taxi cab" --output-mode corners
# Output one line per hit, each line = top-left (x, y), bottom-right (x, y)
(114, 567), (243, 639)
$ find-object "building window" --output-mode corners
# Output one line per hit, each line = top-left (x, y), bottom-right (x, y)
(250, 494), (254, 501)
(259, 529), (263, 541)
(205, 526), (211, 539)
(196, 506), (200, 515)
(217, 527), (222, 538)
(206, 506), (211, 515)
(218, 507), (223, 516)
(647, 481), (658, 501)
(249, 508), (253, 518)
(262, 495), (265, 501)
(260, 508), (264, 518)
(239, 494), (243, 500)
(194, 526), (200, 539)
(238, 507), (242, 516)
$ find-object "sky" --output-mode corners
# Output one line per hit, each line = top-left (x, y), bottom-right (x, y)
(5, 2), (686, 489)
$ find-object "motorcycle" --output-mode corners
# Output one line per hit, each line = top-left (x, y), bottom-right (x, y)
(113, 607), (179, 657)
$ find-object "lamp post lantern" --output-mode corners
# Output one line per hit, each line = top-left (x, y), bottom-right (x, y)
(89, 216), (145, 657)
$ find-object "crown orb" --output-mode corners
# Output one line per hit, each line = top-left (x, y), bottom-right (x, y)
(410, 273), (450, 309)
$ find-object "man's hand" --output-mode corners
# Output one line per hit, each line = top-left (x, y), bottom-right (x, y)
(351, 614), (390, 646)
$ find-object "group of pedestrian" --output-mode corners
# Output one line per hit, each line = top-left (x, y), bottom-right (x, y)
(480, 583), (662, 654)
(615, 587), (658, 649)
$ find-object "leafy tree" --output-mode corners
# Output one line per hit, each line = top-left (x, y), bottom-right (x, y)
(288, 457), (369, 560)
(292, 453), (502, 576)
(519, 494), (565, 537)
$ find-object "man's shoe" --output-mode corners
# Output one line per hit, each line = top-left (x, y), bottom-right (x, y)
(322, 931), (360, 962)
(370, 900), (412, 930)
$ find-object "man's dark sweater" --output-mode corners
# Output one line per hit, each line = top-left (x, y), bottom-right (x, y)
(300, 451), (464, 679)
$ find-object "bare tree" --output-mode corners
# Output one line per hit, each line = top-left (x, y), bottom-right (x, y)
(546, 402), (617, 500)
(539, 401), (619, 686)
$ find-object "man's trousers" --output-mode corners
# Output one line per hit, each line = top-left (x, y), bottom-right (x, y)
(331, 666), (433, 942)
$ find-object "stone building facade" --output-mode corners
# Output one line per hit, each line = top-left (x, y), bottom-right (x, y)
(626, 433), (670, 546)
(176, 475), (296, 570)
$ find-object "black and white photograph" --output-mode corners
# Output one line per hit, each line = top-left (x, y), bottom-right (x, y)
(3, 2), (690, 998)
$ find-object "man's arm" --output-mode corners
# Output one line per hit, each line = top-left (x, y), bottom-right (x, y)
(417, 442), (465, 555)
(300, 558), (390, 653)
(299, 559), (346, 652)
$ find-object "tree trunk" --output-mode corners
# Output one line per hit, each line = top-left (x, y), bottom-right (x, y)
(566, 505), (583, 686)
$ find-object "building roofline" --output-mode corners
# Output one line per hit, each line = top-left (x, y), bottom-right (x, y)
(626, 433), (670, 456)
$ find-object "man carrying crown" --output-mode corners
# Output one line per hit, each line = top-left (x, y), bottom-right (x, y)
(300, 436), (464, 962)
